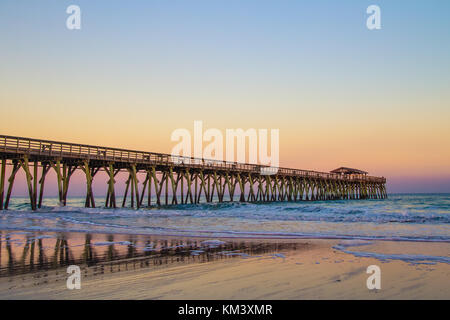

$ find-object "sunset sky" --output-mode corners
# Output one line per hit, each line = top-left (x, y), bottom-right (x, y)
(1, 0), (449, 194)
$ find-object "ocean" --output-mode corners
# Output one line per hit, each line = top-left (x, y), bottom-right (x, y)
(1, 194), (449, 243)
(1, 194), (449, 298)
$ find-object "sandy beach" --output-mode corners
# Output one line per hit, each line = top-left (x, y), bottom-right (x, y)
(0, 232), (448, 300)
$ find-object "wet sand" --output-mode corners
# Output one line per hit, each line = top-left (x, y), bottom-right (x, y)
(0, 231), (449, 299)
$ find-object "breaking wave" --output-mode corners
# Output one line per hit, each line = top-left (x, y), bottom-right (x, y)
(1, 194), (449, 242)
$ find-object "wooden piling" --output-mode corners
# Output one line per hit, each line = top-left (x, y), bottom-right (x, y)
(38, 163), (50, 208)
(0, 158), (5, 210)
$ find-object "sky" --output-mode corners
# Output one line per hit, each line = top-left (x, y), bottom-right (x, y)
(1, 0), (450, 194)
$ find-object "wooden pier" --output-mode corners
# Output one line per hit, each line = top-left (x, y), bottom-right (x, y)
(0, 135), (387, 210)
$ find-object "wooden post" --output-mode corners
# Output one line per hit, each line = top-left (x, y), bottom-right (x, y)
(180, 171), (184, 204)
(33, 161), (38, 208)
(287, 177), (293, 201)
(194, 173), (198, 204)
(207, 174), (211, 202)
(185, 169), (193, 204)
(305, 179), (311, 201)
(105, 166), (111, 207)
(218, 172), (224, 202)
(151, 167), (161, 206)
(224, 172), (232, 202)
(258, 174), (266, 202)
(198, 171), (207, 204)
(122, 176), (130, 207)
(105, 163), (116, 208)
(228, 174), (235, 202)
(131, 164), (140, 208)
(52, 160), (63, 204)
(273, 176), (280, 201)
(62, 165), (76, 206)
(147, 170), (152, 207)
(38, 163), (50, 208)
(237, 173), (245, 202)
(300, 178), (305, 201)
(263, 176), (269, 202)
(266, 175), (273, 201)
(82, 160), (95, 208)
(139, 171), (149, 207)
(62, 163), (68, 204)
(247, 173), (255, 202)
(220, 174), (226, 202)
(165, 170), (169, 205)
(91, 167), (99, 207)
(20, 157), (36, 210)
(213, 171), (223, 203)
(169, 167), (178, 205)
(0, 158), (5, 210)
(279, 177), (285, 201)
(210, 174), (215, 202)
(130, 169), (135, 208)
(157, 172), (166, 206)
(174, 172), (182, 204)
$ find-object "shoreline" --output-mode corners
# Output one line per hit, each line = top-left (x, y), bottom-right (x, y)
(1, 226), (449, 243)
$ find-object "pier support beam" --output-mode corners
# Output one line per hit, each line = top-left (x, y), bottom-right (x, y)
(147, 169), (153, 206)
(138, 170), (150, 208)
(169, 167), (178, 205)
(49, 160), (76, 206)
(165, 170), (169, 205)
(62, 164), (77, 205)
(38, 163), (50, 208)
(213, 172), (223, 203)
(157, 171), (166, 206)
(185, 169), (193, 204)
(198, 171), (207, 203)
(122, 176), (131, 207)
(51, 160), (63, 204)
(150, 167), (161, 206)
(0, 158), (5, 210)
(20, 157), (36, 210)
(105, 163), (117, 208)
(81, 160), (96, 208)
(123, 164), (140, 208)
(4, 161), (21, 209)
(131, 164), (140, 208)
(237, 173), (245, 202)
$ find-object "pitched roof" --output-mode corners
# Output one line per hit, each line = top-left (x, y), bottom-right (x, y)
(330, 167), (368, 174)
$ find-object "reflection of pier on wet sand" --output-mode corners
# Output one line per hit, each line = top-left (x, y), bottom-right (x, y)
(0, 231), (306, 283)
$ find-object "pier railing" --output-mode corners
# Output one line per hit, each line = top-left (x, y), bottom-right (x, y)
(0, 134), (385, 183)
